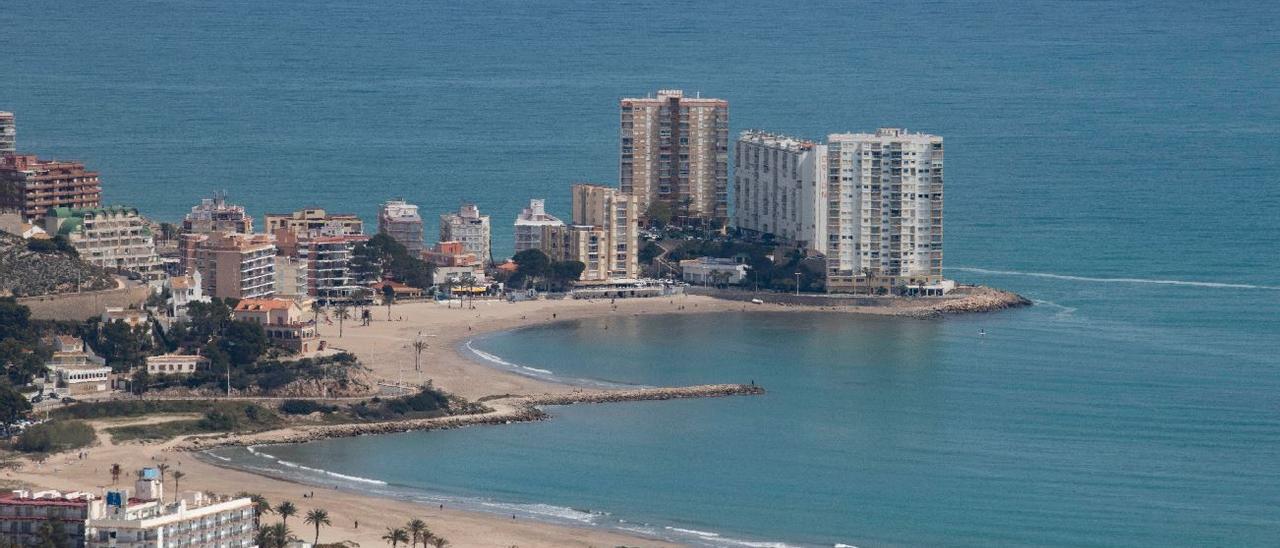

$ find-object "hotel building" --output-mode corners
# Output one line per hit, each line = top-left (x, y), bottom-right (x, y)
(178, 194), (254, 267)
(264, 207), (363, 237)
(45, 335), (111, 396)
(0, 154), (101, 221)
(734, 130), (828, 253)
(0, 112), (14, 154)
(189, 232), (276, 299)
(0, 490), (101, 547)
(378, 199), (424, 255)
(539, 184), (639, 281)
(620, 89), (729, 226)
(275, 231), (369, 301)
(44, 206), (164, 280)
(513, 198), (563, 254)
(824, 128), (945, 293)
(439, 204), (491, 265)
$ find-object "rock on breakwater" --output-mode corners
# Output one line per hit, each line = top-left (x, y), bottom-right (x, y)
(177, 384), (765, 451)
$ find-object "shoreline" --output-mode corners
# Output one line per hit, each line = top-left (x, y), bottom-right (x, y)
(7, 287), (1027, 547)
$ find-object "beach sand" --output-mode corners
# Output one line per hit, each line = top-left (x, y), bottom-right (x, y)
(6, 290), (1023, 546)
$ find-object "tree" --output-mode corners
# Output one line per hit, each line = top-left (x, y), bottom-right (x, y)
(411, 338), (429, 378)
(255, 522), (292, 548)
(333, 305), (350, 338)
(34, 519), (67, 548)
(550, 260), (585, 290)
(383, 527), (410, 548)
(0, 384), (32, 435)
(430, 537), (449, 548)
(407, 518), (431, 548)
(0, 298), (32, 342)
(237, 492), (272, 526)
(276, 501), (297, 527)
(310, 301), (324, 336)
(93, 320), (151, 372)
(110, 463), (122, 485)
(511, 249), (551, 289)
(0, 338), (47, 387)
(218, 320), (267, 366)
(304, 508), (331, 544)
(644, 201), (673, 228)
(172, 470), (185, 495)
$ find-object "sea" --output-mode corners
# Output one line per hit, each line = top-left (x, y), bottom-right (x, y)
(7, 0), (1280, 545)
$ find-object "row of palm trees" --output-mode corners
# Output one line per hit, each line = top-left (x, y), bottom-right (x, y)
(383, 518), (449, 548)
(240, 495), (332, 547)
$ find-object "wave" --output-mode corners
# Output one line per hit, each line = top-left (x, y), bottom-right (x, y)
(244, 445), (388, 486)
(462, 339), (640, 389)
(951, 267), (1279, 290)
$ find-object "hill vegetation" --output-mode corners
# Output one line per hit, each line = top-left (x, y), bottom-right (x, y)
(0, 232), (114, 297)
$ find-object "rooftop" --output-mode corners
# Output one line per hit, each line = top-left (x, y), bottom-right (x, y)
(234, 298), (296, 312)
(828, 128), (942, 144)
(738, 130), (818, 152)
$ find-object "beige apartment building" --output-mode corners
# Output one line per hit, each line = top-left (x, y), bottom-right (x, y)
(189, 232), (276, 299)
(44, 206), (164, 280)
(620, 89), (729, 226)
(539, 184), (638, 281)
(378, 199), (424, 255)
(825, 128), (945, 293)
(440, 204), (491, 265)
(264, 207), (363, 237)
(734, 130), (828, 253)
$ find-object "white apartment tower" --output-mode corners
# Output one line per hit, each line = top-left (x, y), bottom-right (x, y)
(440, 204), (491, 265)
(734, 130), (828, 253)
(824, 128), (944, 293)
(378, 200), (424, 255)
(620, 90), (729, 226)
(0, 112), (14, 154)
(513, 198), (564, 255)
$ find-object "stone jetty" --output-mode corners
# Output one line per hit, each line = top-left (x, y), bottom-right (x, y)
(178, 384), (764, 451)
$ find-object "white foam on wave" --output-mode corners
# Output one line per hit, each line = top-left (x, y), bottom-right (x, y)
(475, 500), (600, 525)
(205, 452), (232, 462)
(952, 266), (1279, 290)
(663, 526), (802, 548)
(247, 446), (388, 485)
(464, 340), (555, 375)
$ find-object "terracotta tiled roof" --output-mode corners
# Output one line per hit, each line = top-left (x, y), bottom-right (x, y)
(234, 299), (295, 312)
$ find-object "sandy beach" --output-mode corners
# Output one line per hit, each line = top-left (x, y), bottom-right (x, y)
(6, 289), (1025, 547)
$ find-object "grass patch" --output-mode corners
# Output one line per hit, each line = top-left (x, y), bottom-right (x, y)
(53, 399), (239, 420)
(102, 403), (281, 442)
(14, 420), (95, 453)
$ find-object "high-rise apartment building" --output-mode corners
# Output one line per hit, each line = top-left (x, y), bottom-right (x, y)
(513, 198), (563, 255)
(377, 200), (424, 255)
(190, 232), (276, 299)
(620, 89), (729, 226)
(0, 154), (101, 221)
(439, 204), (490, 265)
(264, 208), (363, 237)
(539, 184), (639, 281)
(44, 206), (164, 280)
(824, 128), (944, 293)
(734, 130), (828, 253)
(178, 194), (254, 267)
(0, 112), (14, 154)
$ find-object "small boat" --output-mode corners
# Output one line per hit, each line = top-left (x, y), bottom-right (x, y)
(750, 298), (764, 304)
(978, 329), (986, 336)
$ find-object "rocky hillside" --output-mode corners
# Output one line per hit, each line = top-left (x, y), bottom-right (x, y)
(0, 232), (116, 297)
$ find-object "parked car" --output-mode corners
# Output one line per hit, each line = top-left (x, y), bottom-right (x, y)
(61, 396), (77, 404)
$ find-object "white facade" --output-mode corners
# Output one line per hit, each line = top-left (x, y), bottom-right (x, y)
(89, 492), (256, 548)
(166, 269), (210, 319)
(378, 200), (424, 255)
(733, 131), (828, 253)
(825, 128), (944, 292)
(45, 206), (164, 281)
(145, 354), (209, 376)
(679, 257), (749, 285)
(513, 199), (564, 255)
(45, 336), (111, 395)
(440, 204), (491, 265)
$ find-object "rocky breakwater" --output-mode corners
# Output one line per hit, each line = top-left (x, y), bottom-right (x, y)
(930, 286), (1032, 315)
(527, 383), (765, 406)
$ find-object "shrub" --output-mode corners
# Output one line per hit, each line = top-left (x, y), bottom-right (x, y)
(280, 400), (335, 415)
(15, 420), (95, 453)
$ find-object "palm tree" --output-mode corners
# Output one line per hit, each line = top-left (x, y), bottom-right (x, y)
(255, 522), (292, 548)
(333, 304), (350, 337)
(430, 536), (449, 548)
(441, 278), (455, 308)
(109, 463), (122, 485)
(276, 501), (297, 528)
(237, 492), (272, 526)
(304, 508), (331, 545)
(310, 300), (324, 335)
(155, 464), (170, 500)
(171, 470), (185, 495)
(412, 338), (429, 378)
(382, 527), (410, 548)
(383, 283), (395, 320)
(406, 518), (431, 548)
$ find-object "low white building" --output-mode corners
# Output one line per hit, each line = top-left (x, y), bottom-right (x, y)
(679, 257), (749, 286)
(145, 354), (209, 376)
(46, 336), (111, 396)
(513, 199), (563, 254)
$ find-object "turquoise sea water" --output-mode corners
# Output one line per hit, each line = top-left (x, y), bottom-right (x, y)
(9, 0), (1280, 545)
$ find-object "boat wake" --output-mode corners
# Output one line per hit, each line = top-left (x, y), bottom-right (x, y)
(952, 267), (1279, 290)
